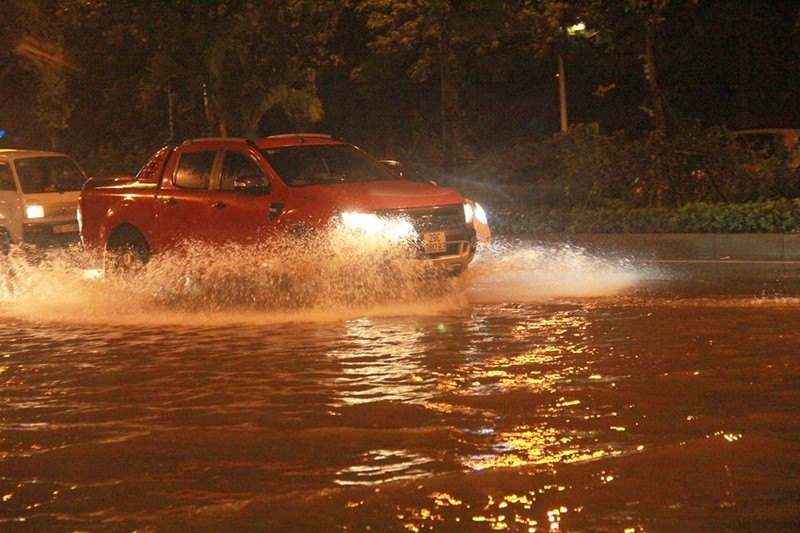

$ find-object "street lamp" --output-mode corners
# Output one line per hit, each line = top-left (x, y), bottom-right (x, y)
(557, 23), (588, 134)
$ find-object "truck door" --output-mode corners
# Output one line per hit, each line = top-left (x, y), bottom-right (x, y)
(154, 149), (221, 247)
(207, 149), (277, 244)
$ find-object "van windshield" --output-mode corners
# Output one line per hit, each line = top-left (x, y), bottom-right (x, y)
(15, 156), (87, 194)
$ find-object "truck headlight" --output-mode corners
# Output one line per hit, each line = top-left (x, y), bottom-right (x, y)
(26, 204), (45, 219)
(464, 201), (488, 226)
(473, 202), (488, 225)
(463, 202), (474, 224)
(340, 210), (415, 240)
(341, 211), (382, 234)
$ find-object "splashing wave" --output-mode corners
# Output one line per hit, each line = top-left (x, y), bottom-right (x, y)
(0, 234), (646, 325)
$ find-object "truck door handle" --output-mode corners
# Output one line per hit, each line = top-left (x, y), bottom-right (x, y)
(212, 201), (227, 209)
(162, 197), (177, 206)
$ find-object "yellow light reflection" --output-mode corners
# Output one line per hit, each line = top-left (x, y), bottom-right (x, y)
(434, 310), (596, 398)
(402, 484), (590, 532)
(334, 448), (434, 486)
(429, 492), (463, 507)
(329, 318), (429, 406)
(463, 420), (633, 473)
(707, 430), (743, 443)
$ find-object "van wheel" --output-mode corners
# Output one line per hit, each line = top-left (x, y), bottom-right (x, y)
(105, 232), (150, 278)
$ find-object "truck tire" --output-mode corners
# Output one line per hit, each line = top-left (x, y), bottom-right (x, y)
(105, 229), (150, 278)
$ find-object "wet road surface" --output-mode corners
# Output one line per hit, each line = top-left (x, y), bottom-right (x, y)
(1, 240), (798, 532)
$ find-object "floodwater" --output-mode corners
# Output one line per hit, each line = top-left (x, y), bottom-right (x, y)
(1, 236), (798, 532)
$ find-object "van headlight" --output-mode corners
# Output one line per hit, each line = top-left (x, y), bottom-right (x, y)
(26, 204), (45, 219)
(340, 211), (416, 240)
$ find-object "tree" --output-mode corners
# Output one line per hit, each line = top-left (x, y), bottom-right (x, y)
(50, 0), (345, 171)
(507, 0), (601, 133)
(0, 0), (74, 148)
(355, 0), (456, 170)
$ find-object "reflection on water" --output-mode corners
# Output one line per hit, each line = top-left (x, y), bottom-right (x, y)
(1, 239), (799, 531)
(330, 318), (431, 406)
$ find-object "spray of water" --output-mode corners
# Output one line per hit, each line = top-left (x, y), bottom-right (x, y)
(465, 239), (645, 303)
(0, 233), (646, 325)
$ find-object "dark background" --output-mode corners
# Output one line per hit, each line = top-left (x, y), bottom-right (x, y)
(1, 0), (798, 175)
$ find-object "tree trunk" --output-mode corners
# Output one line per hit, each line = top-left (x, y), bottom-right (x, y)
(644, 20), (667, 135)
(557, 49), (568, 133)
(439, 29), (459, 172)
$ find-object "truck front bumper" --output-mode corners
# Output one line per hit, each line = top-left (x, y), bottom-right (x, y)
(416, 226), (477, 274)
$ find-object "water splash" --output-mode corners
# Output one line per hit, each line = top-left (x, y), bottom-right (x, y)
(466, 239), (646, 303)
(0, 234), (646, 325)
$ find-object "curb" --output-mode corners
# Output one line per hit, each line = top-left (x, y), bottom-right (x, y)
(529, 233), (800, 261)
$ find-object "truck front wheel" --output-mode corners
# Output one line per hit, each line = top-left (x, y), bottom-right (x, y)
(105, 230), (150, 278)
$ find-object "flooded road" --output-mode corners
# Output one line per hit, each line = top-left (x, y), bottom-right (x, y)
(1, 239), (798, 532)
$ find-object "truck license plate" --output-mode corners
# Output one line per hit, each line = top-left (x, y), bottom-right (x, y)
(53, 223), (79, 234)
(423, 231), (447, 254)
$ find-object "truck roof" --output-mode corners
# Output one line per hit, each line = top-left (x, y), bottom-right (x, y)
(177, 134), (344, 151)
(255, 134), (344, 150)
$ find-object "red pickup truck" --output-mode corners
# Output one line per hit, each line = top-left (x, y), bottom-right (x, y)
(78, 134), (478, 274)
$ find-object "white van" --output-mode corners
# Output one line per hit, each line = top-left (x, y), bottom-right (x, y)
(0, 149), (87, 250)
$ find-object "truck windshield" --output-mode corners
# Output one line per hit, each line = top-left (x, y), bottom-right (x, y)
(260, 144), (398, 187)
(16, 156), (87, 194)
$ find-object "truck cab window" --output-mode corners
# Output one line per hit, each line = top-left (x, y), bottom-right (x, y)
(174, 151), (216, 189)
(220, 151), (264, 191)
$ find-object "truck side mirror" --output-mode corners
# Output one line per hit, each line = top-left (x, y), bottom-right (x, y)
(233, 175), (270, 194)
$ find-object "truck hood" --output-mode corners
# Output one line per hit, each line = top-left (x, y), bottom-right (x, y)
(288, 179), (465, 210)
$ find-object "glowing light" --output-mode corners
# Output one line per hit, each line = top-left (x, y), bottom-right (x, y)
(567, 22), (586, 34)
(82, 269), (104, 280)
(26, 205), (45, 219)
(463, 202), (474, 224)
(473, 202), (488, 225)
(339, 210), (415, 240)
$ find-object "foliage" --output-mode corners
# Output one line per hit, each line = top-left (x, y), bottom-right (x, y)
(452, 124), (794, 211)
(1, 0), (799, 188)
(60, 1), (341, 138)
(0, 2), (74, 148)
(487, 199), (800, 235)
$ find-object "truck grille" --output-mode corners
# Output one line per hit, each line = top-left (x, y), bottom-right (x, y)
(376, 204), (465, 232)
